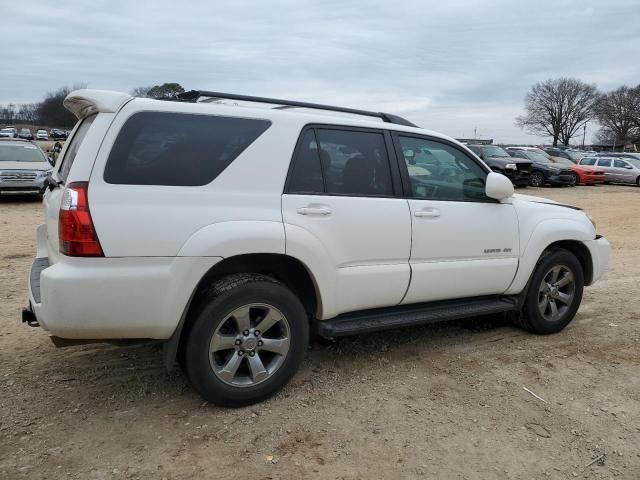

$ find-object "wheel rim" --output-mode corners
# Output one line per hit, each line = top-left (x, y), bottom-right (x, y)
(531, 172), (543, 187)
(537, 265), (576, 322)
(209, 303), (291, 387)
(570, 173), (578, 186)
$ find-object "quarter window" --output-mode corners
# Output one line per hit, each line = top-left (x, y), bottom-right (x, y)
(58, 114), (96, 182)
(104, 112), (270, 186)
(398, 136), (488, 201)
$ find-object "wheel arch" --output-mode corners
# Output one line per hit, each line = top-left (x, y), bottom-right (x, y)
(163, 253), (321, 371)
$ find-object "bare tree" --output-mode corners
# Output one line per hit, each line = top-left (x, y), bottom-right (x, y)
(516, 78), (598, 146)
(594, 85), (640, 146)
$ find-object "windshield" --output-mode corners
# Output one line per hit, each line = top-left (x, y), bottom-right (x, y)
(527, 151), (553, 163)
(0, 143), (47, 162)
(565, 151), (583, 161)
(481, 146), (510, 158)
(553, 157), (573, 166)
(627, 158), (640, 169)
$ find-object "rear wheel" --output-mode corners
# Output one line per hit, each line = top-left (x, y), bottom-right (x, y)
(529, 171), (545, 187)
(183, 274), (309, 407)
(516, 249), (584, 334)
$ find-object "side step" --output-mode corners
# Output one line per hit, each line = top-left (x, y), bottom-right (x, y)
(314, 296), (519, 338)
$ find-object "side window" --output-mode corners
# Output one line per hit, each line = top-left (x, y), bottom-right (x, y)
(398, 136), (488, 202)
(316, 129), (393, 196)
(597, 159), (612, 167)
(104, 112), (270, 186)
(614, 159), (628, 168)
(288, 130), (324, 194)
(580, 157), (596, 165)
(57, 114), (96, 182)
(509, 150), (528, 159)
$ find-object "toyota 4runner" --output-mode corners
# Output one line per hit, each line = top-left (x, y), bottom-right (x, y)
(23, 89), (610, 406)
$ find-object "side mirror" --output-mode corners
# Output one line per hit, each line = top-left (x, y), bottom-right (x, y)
(485, 172), (514, 201)
(48, 155), (56, 167)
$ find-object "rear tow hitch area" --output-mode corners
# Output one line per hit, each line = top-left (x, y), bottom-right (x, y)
(22, 306), (39, 327)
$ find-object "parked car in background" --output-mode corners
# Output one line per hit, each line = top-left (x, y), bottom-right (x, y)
(18, 128), (34, 140)
(0, 138), (52, 197)
(507, 148), (574, 187)
(580, 156), (640, 186)
(0, 127), (18, 138)
(507, 147), (604, 186)
(36, 129), (49, 140)
(50, 129), (68, 140)
(466, 144), (532, 187)
(544, 148), (584, 164)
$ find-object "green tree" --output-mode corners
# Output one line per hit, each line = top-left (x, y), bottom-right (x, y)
(145, 83), (185, 100)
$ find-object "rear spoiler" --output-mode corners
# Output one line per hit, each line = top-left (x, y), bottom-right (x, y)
(64, 89), (132, 119)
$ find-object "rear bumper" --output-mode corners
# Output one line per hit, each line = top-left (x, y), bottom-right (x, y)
(584, 235), (610, 285)
(26, 227), (222, 339)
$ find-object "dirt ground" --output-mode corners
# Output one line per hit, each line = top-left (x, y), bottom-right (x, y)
(0, 185), (638, 480)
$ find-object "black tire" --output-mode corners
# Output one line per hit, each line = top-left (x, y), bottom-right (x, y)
(183, 273), (309, 407)
(636, 176), (640, 187)
(516, 249), (584, 334)
(569, 172), (579, 186)
(529, 171), (545, 187)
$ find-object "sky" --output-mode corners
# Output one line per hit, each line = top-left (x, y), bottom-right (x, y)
(1, 0), (639, 144)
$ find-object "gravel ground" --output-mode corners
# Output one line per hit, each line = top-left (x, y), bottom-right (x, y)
(0, 185), (639, 480)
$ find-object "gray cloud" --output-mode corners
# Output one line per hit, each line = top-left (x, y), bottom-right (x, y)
(2, 0), (639, 143)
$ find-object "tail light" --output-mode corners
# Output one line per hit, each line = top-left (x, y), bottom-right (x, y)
(59, 182), (103, 257)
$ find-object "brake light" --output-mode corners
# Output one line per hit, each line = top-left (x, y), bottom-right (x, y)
(58, 182), (103, 257)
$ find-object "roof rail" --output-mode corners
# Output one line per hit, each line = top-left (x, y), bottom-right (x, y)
(177, 90), (419, 128)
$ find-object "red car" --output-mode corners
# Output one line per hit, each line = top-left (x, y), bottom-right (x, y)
(548, 157), (605, 185)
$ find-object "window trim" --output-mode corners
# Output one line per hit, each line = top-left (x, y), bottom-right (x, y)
(390, 132), (497, 204)
(284, 123), (403, 198)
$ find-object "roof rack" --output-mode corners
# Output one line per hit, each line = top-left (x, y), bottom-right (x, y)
(177, 90), (419, 128)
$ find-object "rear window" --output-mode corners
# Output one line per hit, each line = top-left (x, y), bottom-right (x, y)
(58, 114), (96, 182)
(104, 112), (271, 186)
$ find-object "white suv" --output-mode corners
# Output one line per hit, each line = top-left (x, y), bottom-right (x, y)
(24, 89), (610, 406)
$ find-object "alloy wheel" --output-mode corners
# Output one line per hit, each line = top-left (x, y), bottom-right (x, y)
(209, 303), (291, 387)
(537, 265), (576, 322)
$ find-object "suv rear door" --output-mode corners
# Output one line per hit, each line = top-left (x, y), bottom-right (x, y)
(282, 126), (411, 318)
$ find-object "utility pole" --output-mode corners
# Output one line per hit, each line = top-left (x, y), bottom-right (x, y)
(474, 126), (477, 140)
(582, 123), (587, 150)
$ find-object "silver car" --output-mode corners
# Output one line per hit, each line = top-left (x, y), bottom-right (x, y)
(580, 156), (640, 186)
(0, 138), (53, 197)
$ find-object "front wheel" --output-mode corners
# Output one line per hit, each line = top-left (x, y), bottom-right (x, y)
(529, 171), (545, 187)
(517, 249), (584, 334)
(183, 274), (309, 407)
(569, 172), (579, 186)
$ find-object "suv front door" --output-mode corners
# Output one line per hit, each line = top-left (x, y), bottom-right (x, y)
(282, 126), (411, 318)
(392, 134), (519, 304)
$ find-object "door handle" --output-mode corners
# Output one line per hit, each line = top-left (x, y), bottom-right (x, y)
(296, 206), (332, 216)
(414, 208), (440, 218)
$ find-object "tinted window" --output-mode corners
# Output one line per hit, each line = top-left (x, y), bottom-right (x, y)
(58, 114), (96, 182)
(288, 130), (324, 193)
(399, 136), (488, 202)
(316, 129), (393, 196)
(597, 159), (612, 167)
(580, 157), (596, 165)
(613, 159), (628, 168)
(104, 112), (270, 186)
(508, 150), (528, 159)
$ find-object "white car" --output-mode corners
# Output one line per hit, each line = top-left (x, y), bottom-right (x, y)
(24, 89), (610, 406)
(36, 129), (49, 140)
(0, 138), (52, 196)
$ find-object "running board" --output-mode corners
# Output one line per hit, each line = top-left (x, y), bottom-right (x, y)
(314, 296), (519, 338)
